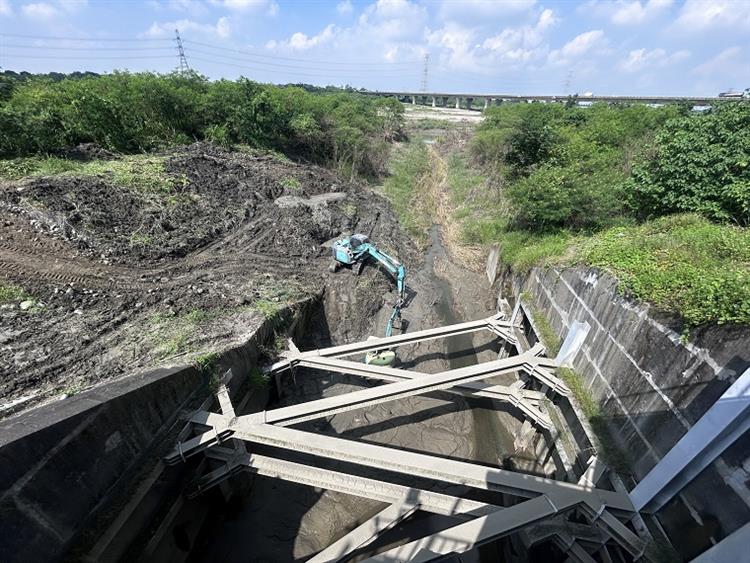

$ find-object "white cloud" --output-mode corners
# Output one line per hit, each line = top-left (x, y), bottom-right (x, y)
(57, 0), (88, 12)
(549, 29), (605, 62)
(336, 0), (353, 15)
(283, 24), (337, 50)
(674, 0), (750, 32)
(619, 47), (689, 72)
(167, 0), (209, 14)
(439, 0), (537, 22)
(611, 0), (672, 25)
(693, 47), (749, 78)
(358, 0), (428, 42)
(209, 0), (278, 15)
(482, 8), (557, 63)
(22, 2), (59, 19)
(0, 0), (12, 16)
(428, 23), (477, 68)
(142, 17), (231, 38)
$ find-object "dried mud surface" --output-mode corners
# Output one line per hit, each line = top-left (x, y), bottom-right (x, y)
(0, 143), (414, 410)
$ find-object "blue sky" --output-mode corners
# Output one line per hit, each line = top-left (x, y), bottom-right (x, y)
(0, 0), (748, 95)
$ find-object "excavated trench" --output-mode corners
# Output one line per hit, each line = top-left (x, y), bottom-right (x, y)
(143, 226), (561, 563)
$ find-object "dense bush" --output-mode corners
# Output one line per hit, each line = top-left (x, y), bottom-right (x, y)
(472, 102), (749, 230)
(625, 103), (750, 226)
(0, 71), (404, 179)
(463, 101), (750, 327)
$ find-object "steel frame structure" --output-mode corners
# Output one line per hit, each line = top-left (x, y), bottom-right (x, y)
(167, 314), (646, 562)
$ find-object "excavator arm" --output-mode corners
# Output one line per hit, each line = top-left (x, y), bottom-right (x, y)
(363, 246), (406, 304)
(361, 245), (406, 338)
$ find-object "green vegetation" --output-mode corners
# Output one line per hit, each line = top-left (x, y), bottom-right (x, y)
(558, 367), (630, 474)
(0, 283), (28, 303)
(581, 215), (750, 326)
(194, 351), (219, 376)
(381, 142), (433, 244)
(253, 299), (284, 319)
(521, 294), (562, 355)
(129, 233), (154, 248)
(0, 71), (404, 180)
(248, 367), (269, 389)
(150, 308), (220, 358)
(457, 101), (750, 328)
(0, 154), (180, 193)
(280, 176), (301, 190)
(626, 103), (750, 225)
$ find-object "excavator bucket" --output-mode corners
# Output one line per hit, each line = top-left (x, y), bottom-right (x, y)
(365, 349), (396, 366)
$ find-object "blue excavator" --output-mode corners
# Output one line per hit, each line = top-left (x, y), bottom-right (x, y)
(329, 233), (406, 365)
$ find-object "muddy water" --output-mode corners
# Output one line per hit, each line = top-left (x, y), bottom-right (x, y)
(424, 226), (479, 371)
(425, 225), (515, 465)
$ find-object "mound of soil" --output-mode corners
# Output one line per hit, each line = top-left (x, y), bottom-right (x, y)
(61, 143), (118, 162)
(0, 143), (414, 410)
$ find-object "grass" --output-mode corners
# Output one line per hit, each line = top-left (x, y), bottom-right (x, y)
(150, 308), (221, 358)
(438, 143), (750, 328)
(521, 294), (562, 356)
(253, 298), (284, 319)
(498, 230), (576, 273)
(0, 283), (28, 303)
(129, 232), (154, 247)
(580, 214), (750, 327)
(408, 118), (463, 130)
(380, 141), (434, 245)
(486, 214), (749, 328)
(248, 367), (269, 389)
(558, 367), (631, 474)
(0, 154), (183, 193)
(194, 351), (219, 376)
(280, 176), (301, 190)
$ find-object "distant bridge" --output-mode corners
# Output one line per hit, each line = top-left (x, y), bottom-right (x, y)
(366, 91), (738, 110)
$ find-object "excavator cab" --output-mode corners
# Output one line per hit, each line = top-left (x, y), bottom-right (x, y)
(330, 234), (364, 270)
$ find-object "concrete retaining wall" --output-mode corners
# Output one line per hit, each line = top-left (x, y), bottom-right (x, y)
(0, 299), (315, 563)
(502, 266), (750, 558)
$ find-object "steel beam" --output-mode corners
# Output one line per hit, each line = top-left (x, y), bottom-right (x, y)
(580, 504), (645, 558)
(308, 501), (420, 563)
(362, 495), (562, 562)
(198, 450), (498, 518)
(291, 355), (554, 430)
(255, 349), (566, 427)
(691, 521), (750, 563)
(629, 367), (750, 512)
(269, 315), (514, 368)
(175, 415), (635, 511)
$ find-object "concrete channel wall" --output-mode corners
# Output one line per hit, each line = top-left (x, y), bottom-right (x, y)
(0, 298), (315, 563)
(503, 266), (750, 558)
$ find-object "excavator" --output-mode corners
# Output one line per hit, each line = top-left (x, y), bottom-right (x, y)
(329, 233), (406, 366)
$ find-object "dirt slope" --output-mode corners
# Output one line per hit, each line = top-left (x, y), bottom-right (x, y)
(0, 143), (414, 412)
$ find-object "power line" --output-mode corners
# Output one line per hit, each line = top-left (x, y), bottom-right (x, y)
(0, 32), (171, 42)
(420, 54), (429, 92)
(188, 56), (413, 80)
(183, 39), (416, 67)
(1, 44), (174, 51)
(3, 54), (175, 60)
(186, 47), (415, 75)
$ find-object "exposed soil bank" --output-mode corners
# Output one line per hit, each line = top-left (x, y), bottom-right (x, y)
(0, 143), (410, 412)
